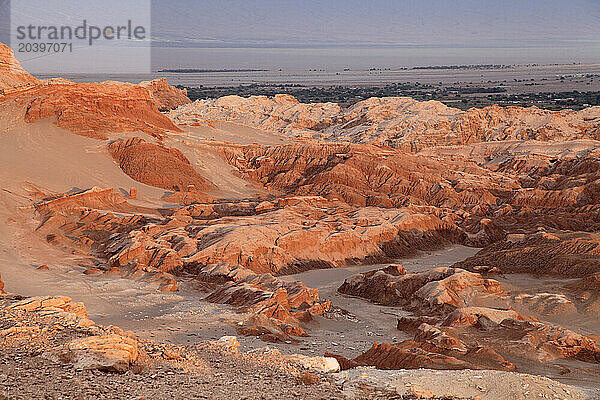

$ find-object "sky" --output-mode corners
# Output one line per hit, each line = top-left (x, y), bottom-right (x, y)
(2, 0), (600, 72)
(152, 0), (600, 50)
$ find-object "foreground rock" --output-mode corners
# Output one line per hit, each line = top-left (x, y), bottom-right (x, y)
(7, 295), (93, 328)
(0, 291), (345, 399)
(1, 295), (139, 372)
(54, 334), (139, 372)
(335, 367), (587, 400)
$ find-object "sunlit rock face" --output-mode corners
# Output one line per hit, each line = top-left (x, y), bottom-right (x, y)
(169, 95), (600, 150)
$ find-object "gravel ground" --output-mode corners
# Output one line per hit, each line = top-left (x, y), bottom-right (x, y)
(0, 295), (346, 400)
(0, 345), (345, 400)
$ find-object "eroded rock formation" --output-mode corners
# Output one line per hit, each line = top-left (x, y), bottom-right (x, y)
(139, 78), (191, 111)
(335, 264), (600, 375)
(108, 137), (214, 192)
(19, 83), (182, 139)
(56, 334), (139, 372)
(338, 266), (504, 314)
(169, 95), (600, 150)
(30, 188), (465, 338)
(1, 44), (184, 140)
(201, 264), (330, 341)
(0, 43), (38, 92)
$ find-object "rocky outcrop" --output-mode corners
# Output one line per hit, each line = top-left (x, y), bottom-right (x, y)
(176, 200), (459, 275)
(338, 266), (504, 314)
(29, 189), (465, 338)
(567, 273), (600, 314)
(331, 318), (517, 372)
(7, 296), (93, 327)
(478, 318), (600, 364)
(441, 306), (534, 327)
(32, 188), (179, 292)
(194, 139), (600, 251)
(334, 368), (587, 400)
(0, 272), (4, 294)
(200, 263), (331, 341)
(330, 321), (516, 372)
(139, 78), (191, 111)
(14, 82), (182, 140)
(2, 294), (174, 375)
(49, 194), (456, 279)
(455, 232), (600, 278)
(337, 263), (600, 374)
(35, 186), (134, 215)
(0, 43), (38, 93)
(211, 141), (513, 212)
(1, 43), (185, 139)
(512, 293), (578, 317)
(108, 137), (214, 192)
(169, 95), (600, 150)
(55, 334), (139, 372)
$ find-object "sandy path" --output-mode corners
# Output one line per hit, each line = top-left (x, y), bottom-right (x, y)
(164, 121), (290, 199)
(183, 122), (291, 146)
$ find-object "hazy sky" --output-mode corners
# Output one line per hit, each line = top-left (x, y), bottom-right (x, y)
(152, 0), (600, 49)
(2, 0), (600, 71)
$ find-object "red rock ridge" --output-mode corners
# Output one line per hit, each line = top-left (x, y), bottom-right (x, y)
(21, 83), (182, 140)
(1, 41), (183, 139)
(0, 43), (38, 92)
(108, 137), (214, 192)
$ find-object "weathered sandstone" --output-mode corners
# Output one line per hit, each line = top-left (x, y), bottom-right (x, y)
(54, 334), (139, 372)
(108, 137), (214, 192)
(139, 78), (191, 111)
(338, 266), (504, 313)
(169, 95), (600, 150)
(0, 43), (38, 92)
(19, 83), (182, 139)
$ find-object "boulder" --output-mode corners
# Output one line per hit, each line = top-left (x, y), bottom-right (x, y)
(285, 354), (340, 373)
(57, 334), (138, 372)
